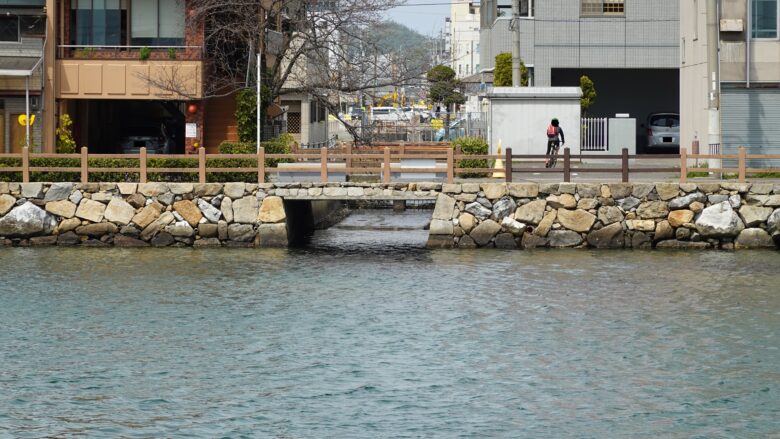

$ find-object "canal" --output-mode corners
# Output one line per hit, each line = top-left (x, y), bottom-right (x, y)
(0, 215), (778, 437)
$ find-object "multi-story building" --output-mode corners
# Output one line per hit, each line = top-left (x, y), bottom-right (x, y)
(450, 0), (480, 78)
(0, 0), (53, 153)
(479, 0), (679, 145)
(681, 0), (780, 157)
(54, 0), (205, 153)
(0, 0), (325, 154)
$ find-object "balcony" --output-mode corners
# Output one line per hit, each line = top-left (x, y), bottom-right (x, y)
(56, 45), (203, 100)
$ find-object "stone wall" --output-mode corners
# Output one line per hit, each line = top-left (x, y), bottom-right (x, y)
(0, 181), (440, 248)
(0, 182), (290, 248)
(2, 181), (779, 250)
(427, 182), (780, 250)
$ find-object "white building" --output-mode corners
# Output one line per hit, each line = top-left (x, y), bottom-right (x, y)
(450, 1), (481, 79)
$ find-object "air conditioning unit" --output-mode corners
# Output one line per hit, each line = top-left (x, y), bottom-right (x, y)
(29, 96), (41, 111)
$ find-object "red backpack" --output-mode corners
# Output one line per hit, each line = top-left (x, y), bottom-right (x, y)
(547, 125), (557, 137)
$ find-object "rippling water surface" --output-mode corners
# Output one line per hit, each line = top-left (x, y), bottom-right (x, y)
(1, 222), (779, 437)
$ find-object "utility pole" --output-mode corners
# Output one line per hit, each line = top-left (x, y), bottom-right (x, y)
(511, 0), (521, 87)
(706, 0), (720, 170)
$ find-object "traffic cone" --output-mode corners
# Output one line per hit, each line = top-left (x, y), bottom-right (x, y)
(492, 139), (505, 179)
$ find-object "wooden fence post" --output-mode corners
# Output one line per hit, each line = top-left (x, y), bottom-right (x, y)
(139, 147), (147, 183)
(399, 140), (405, 156)
(563, 147), (571, 183)
(738, 146), (746, 183)
(446, 147), (454, 184)
(680, 147), (688, 183)
(198, 147), (206, 184)
(621, 148), (629, 183)
(383, 147), (391, 183)
(505, 147), (512, 183)
(21, 146), (29, 183)
(320, 147), (328, 183)
(257, 146), (265, 184)
(80, 147), (88, 184)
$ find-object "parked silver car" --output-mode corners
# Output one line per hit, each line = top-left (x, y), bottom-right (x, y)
(645, 113), (679, 148)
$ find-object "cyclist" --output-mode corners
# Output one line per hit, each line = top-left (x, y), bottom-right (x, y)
(545, 118), (565, 168)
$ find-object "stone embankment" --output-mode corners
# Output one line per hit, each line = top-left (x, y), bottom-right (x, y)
(0, 182), (293, 247)
(1, 181), (779, 250)
(427, 182), (780, 250)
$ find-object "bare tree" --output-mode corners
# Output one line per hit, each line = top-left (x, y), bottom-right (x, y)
(145, 0), (432, 143)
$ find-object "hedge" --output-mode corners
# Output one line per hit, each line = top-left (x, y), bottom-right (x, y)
(0, 134), (297, 183)
(452, 136), (489, 178)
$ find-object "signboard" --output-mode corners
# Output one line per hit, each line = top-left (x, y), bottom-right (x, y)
(185, 123), (197, 138)
(265, 30), (284, 55)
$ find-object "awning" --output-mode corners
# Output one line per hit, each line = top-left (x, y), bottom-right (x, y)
(0, 56), (43, 77)
(267, 102), (285, 119)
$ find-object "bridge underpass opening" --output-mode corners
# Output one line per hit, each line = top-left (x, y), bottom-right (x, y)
(283, 199), (435, 250)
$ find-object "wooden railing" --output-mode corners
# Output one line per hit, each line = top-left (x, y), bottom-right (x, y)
(680, 146), (780, 183)
(504, 148), (680, 183)
(1, 145), (777, 184)
(0, 146), (468, 184)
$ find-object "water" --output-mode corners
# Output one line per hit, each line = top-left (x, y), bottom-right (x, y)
(1, 221), (779, 437)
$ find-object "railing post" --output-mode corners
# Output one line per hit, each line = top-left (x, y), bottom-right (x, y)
(563, 147), (571, 183)
(345, 141), (352, 181)
(80, 147), (88, 183)
(399, 140), (405, 156)
(198, 147), (206, 184)
(446, 147), (454, 184)
(505, 147), (512, 183)
(621, 148), (629, 183)
(383, 146), (391, 183)
(738, 146), (746, 183)
(21, 146), (29, 183)
(680, 147), (688, 183)
(139, 147), (147, 183)
(320, 147), (328, 183)
(257, 146), (265, 183)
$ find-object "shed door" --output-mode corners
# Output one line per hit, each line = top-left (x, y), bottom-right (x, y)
(721, 88), (780, 157)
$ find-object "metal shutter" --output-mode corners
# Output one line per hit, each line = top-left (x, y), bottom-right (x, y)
(721, 88), (780, 156)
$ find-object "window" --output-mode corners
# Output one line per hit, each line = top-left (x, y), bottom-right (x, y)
(71, 0), (124, 45)
(582, 0), (625, 16)
(131, 0), (185, 46)
(520, 0), (534, 18)
(752, 0), (778, 39)
(0, 16), (19, 42)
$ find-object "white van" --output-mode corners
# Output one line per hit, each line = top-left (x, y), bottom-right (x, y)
(370, 107), (404, 122)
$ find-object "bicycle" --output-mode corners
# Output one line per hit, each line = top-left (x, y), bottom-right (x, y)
(545, 143), (562, 168)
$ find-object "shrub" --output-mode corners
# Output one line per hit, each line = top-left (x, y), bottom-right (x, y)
(452, 136), (489, 178)
(139, 47), (151, 60)
(686, 162), (709, 178)
(56, 114), (77, 154)
(167, 47), (177, 60)
(494, 52), (529, 87)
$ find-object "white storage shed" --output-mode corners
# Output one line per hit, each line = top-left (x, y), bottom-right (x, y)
(487, 87), (582, 155)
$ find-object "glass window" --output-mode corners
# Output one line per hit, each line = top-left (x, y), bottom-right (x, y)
(20, 15), (46, 37)
(0, 16), (19, 42)
(71, 0), (123, 45)
(520, 0), (534, 17)
(582, 0), (625, 16)
(752, 0), (778, 39)
(131, 0), (184, 46)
